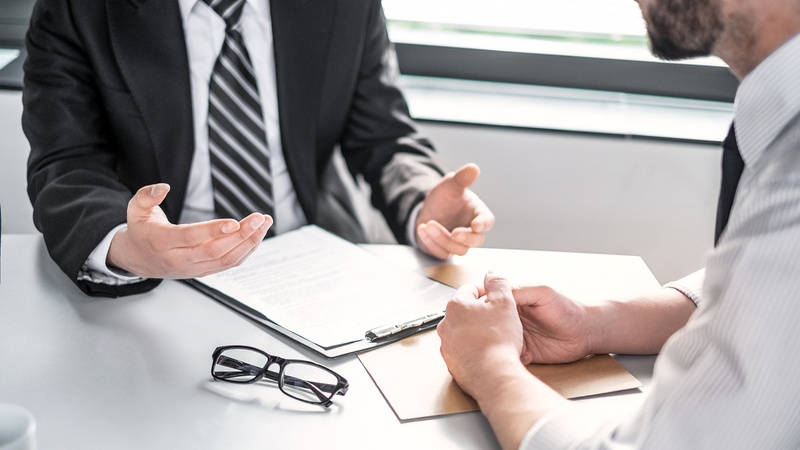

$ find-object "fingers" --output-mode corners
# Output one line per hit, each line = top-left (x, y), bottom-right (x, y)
(451, 163), (480, 190)
(227, 223), (268, 266)
(443, 286), (474, 321)
(184, 214), (272, 262)
(163, 217), (244, 248)
(511, 285), (557, 307)
(215, 219), (270, 267)
(453, 284), (481, 303)
(188, 220), (270, 277)
(418, 226), (451, 259)
(470, 207), (496, 234)
(484, 272), (515, 305)
(418, 221), (470, 258)
(129, 183), (170, 218)
(451, 227), (485, 248)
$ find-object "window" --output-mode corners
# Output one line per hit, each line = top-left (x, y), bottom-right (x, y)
(0, 0), (34, 46)
(384, 0), (737, 102)
(0, 0), (32, 89)
(384, 0), (646, 36)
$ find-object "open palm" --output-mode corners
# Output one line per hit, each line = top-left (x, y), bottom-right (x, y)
(415, 164), (494, 259)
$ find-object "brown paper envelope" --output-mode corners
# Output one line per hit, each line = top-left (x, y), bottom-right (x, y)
(359, 249), (652, 421)
(424, 249), (660, 304)
(358, 329), (641, 422)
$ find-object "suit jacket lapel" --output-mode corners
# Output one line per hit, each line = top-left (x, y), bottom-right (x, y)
(107, 0), (194, 222)
(270, 0), (335, 221)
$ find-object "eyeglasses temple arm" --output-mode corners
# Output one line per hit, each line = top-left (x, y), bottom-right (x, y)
(214, 355), (264, 376)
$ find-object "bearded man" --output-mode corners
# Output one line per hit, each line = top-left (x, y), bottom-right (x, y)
(437, 0), (800, 448)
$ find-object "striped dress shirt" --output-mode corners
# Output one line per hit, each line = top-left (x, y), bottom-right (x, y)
(522, 33), (800, 449)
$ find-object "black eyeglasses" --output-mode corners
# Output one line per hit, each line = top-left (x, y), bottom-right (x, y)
(210, 345), (349, 407)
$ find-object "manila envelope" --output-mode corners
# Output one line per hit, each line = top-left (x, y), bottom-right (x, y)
(358, 330), (641, 421)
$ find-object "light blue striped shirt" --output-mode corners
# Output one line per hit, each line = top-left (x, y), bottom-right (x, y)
(522, 32), (800, 449)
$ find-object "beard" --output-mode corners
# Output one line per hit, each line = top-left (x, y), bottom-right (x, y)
(644, 0), (725, 60)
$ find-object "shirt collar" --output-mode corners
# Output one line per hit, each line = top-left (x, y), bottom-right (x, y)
(734, 32), (800, 166)
(178, 0), (198, 22)
(178, 0), (268, 23)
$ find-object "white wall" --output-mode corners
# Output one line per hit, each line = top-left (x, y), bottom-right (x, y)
(0, 91), (32, 235)
(0, 91), (720, 283)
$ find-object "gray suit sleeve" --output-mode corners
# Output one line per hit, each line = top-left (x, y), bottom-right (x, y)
(338, 0), (445, 244)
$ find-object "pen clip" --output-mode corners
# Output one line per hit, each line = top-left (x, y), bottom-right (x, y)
(365, 311), (445, 342)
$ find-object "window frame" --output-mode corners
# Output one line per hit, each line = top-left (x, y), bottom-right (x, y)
(394, 43), (738, 103)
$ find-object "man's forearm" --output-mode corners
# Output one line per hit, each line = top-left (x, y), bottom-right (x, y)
(474, 357), (566, 450)
(587, 288), (696, 355)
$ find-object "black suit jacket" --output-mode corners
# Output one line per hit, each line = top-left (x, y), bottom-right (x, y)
(23, 0), (444, 297)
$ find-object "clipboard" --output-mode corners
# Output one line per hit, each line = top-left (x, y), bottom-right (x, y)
(186, 226), (455, 359)
(186, 277), (446, 358)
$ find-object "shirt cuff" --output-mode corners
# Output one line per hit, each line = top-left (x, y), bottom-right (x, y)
(519, 401), (617, 450)
(663, 268), (705, 307)
(77, 224), (145, 285)
(406, 201), (424, 247)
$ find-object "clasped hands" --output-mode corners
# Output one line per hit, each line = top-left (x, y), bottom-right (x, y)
(107, 163), (494, 279)
(437, 273), (595, 405)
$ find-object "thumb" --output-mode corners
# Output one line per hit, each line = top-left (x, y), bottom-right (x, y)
(451, 163), (480, 190)
(130, 183), (170, 215)
(484, 271), (514, 304)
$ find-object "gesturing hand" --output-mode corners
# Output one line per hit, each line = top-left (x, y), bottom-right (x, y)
(416, 164), (494, 259)
(509, 286), (593, 364)
(107, 183), (272, 279)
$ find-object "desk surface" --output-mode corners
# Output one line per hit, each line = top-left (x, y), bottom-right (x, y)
(0, 235), (658, 450)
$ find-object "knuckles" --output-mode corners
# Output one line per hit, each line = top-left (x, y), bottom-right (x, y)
(486, 291), (513, 304)
(445, 298), (470, 318)
(538, 285), (557, 298)
(485, 273), (511, 286)
(446, 298), (462, 311)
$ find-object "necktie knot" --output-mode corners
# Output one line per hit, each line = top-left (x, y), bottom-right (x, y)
(203, 0), (246, 30)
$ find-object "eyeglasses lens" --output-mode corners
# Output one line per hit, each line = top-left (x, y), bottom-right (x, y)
(280, 361), (339, 404)
(213, 348), (268, 383)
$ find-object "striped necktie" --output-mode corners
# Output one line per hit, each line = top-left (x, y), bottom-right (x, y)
(204, 0), (274, 222)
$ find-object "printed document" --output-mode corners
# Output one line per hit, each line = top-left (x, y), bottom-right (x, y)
(197, 226), (453, 348)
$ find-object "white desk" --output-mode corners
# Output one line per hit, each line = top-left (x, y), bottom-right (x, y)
(0, 235), (657, 450)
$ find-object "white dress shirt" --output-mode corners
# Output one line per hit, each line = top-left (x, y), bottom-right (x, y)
(80, 0), (419, 284)
(177, 0), (304, 230)
(522, 33), (800, 449)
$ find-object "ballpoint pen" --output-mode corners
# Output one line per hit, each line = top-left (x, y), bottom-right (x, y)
(365, 311), (446, 342)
